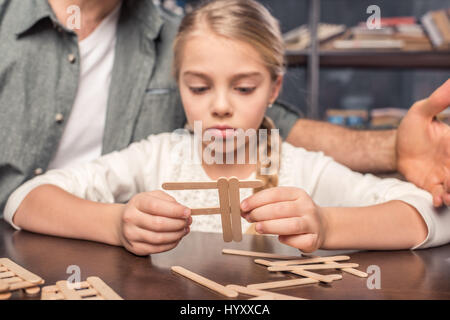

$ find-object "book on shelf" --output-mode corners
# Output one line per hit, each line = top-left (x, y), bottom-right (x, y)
(283, 23), (346, 51)
(420, 9), (450, 49)
(347, 17), (432, 51)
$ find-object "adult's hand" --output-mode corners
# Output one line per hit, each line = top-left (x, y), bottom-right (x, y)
(397, 79), (450, 207)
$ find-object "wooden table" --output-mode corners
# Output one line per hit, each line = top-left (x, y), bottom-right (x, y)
(1, 220), (449, 300)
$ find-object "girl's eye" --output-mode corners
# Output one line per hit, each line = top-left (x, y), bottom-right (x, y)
(235, 87), (256, 94)
(189, 87), (209, 94)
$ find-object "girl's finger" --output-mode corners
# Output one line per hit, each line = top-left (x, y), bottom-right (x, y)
(136, 194), (190, 219)
(241, 187), (307, 212)
(243, 200), (310, 222)
(148, 190), (177, 203)
(136, 211), (190, 232)
(129, 240), (181, 256)
(278, 233), (319, 253)
(431, 185), (445, 207)
(134, 226), (189, 246)
(443, 193), (450, 207)
(255, 217), (312, 235)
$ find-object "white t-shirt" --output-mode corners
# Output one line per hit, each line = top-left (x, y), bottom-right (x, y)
(47, 4), (121, 170)
(4, 132), (450, 250)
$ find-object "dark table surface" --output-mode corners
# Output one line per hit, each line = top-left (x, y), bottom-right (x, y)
(1, 220), (449, 300)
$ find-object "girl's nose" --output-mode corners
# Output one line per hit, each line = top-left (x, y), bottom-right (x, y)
(211, 92), (233, 118)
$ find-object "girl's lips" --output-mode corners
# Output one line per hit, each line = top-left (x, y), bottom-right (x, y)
(205, 126), (236, 138)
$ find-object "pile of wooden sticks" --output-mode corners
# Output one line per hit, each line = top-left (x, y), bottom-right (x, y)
(171, 249), (368, 300)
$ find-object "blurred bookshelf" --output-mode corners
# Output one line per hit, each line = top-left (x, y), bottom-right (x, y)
(284, 0), (450, 129)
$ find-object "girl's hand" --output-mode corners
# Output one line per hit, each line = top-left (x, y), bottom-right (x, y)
(240, 187), (327, 253)
(118, 190), (192, 256)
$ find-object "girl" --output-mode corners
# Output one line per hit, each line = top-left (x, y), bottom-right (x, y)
(4, 0), (449, 256)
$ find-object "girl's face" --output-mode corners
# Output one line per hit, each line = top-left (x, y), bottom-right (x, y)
(178, 29), (282, 144)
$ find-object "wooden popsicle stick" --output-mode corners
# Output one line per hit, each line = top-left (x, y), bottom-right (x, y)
(41, 285), (63, 300)
(56, 280), (82, 300)
(268, 262), (359, 272)
(9, 279), (44, 291)
(0, 279), (9, 292)
(3, 277), (21, 284)
(172, 266), (238, 298)
(218, 178), (233, 242)
(0, 258), (42, 284)
(223, 249), (301, 260)
(238, 180), (264, 189)
(191, 207), (221, 215)
(0, 271), (15, 278)
(324, 260), (368, 278)
(76, 288), (98, 297)
(225, 284), (305, 300)
(254, 259), (274, 267)
(87, 276), (123, 300)
(162, 181), (218, 190)
(24, 286), (41, 296)
(0, 267), (7, 272)
(269, 255), (351, 266)
(83, 296), (105, 300)
(306, 254), (368, 278)
(290, 269), (342, 283)
(0, 292), (11, 300)
(247, 277), (318, 290)
(162, 180), (264, 190)
(228, 177), (243, 242)
(249, 294), (276, 300)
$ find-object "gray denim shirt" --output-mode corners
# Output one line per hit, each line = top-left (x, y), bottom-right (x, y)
(0, 0), (300, 215)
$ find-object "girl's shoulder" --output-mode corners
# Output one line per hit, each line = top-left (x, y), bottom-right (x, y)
(278, 141), (335, 188)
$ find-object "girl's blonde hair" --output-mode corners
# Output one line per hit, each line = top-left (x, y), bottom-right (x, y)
(173, 0), (285, 194)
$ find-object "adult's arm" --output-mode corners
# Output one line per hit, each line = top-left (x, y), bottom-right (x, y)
(286, 119), (397, 173)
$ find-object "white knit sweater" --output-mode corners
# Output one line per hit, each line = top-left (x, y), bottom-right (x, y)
(4, 131), (450, 249)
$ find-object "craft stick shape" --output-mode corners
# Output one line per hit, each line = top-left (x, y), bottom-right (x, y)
(222, 249), (302, 260)
(228, 177), (243, 242)
(56, 281), (83, 300)
(323, 260), (368, 278)
(269, 255), (351, 266)
(162, 181), (218, 190)
(0, 279), (9, 293)
(191, 207), (221, 215)
(225, 284), (305, 300)
(87, 276), (123, 300)
(290, 270), (342, 283)
(162, 180), (264, 190)
(268, 263), (359, 272)
(0, 258), (42, 284)
(218, 178), (233, 242)
(247, 277), (318, 290)
(172, 266), (238, 298)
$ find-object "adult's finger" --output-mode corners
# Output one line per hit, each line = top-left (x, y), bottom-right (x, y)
(414, 79), (450, 119)
(136, 194), (190, 219)
(255, 217), (312, 235)
(241, 187), (306, 212)
(243, 200), (310, 222)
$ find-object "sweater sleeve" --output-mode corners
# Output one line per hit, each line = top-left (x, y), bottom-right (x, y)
(3, 134), (167, 230)
(289, 145), (450, 250)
